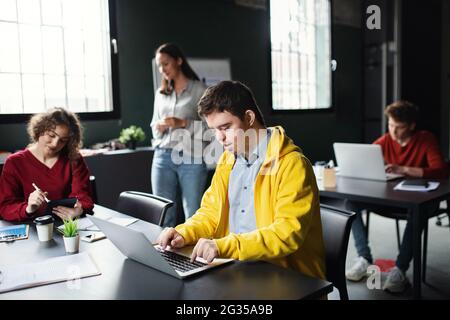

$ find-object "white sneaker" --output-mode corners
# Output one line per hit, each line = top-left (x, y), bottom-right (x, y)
(382, 266), (409, 293)
(345, 256), (370, 281)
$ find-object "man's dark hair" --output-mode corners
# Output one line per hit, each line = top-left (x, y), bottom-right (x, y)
(198, 81), (266, 126)
(384, 100), (419, 124)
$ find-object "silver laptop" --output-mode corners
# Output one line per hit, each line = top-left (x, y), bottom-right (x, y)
(333, 142), (404, 181)
(88, 215), (233, 279)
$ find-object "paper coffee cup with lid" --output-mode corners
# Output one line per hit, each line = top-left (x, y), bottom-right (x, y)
(34, 215), (55, 241)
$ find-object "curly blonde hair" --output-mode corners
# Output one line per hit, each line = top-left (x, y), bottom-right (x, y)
(27, 108), (83, 161)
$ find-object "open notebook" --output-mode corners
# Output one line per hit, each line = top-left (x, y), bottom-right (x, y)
(0, 252), (101, 293)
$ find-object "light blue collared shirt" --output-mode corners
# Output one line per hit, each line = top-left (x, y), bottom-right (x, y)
(150, 79), (207, 156)
(228, 129), (271, 234)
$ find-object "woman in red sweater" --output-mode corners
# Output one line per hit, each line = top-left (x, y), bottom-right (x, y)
(345, 101), (448, 293)
(0, 108), (94, 222)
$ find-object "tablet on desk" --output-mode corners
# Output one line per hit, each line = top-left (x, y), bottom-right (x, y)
(45, 197), (77, 215)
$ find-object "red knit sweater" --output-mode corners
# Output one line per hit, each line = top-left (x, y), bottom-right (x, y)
(0, 149), (94, 222)
(374, 131), (448, 179)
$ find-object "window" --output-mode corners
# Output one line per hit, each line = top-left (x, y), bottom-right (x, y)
(0, 0), (118, 121)
(270, 0), (332, 110)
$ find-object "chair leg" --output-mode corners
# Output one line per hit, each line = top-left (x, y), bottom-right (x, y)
(422, 219), (429, 283)
(339, 286), (349, 300)
(395, 219), (401, 251)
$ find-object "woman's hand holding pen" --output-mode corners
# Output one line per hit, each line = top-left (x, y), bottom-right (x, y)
(26, 189), (48, 214)
(53, 200), (83, 220)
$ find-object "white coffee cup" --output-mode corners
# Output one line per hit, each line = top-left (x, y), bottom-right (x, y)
(34, 215), (55, 241)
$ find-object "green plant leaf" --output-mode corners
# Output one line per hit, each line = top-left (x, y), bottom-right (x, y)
(119, 125), (146, 144)
(62, 218), (78, 237)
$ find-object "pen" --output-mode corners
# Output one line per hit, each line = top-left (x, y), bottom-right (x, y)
(32, 183), (50, 203)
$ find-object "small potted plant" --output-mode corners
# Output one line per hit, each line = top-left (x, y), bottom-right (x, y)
(119, 125), (146, 150)
(62, 218), (80, 254)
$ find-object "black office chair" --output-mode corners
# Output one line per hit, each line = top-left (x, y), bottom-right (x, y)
(116, 191), (174, 226)
(320, 204), (356, 300)
(435, 203), (450, 227)
(89, 175), (98, 204)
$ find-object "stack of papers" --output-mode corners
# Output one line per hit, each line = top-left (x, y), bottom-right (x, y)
(0, 252), (101, 293)
(394, 180), (440, 192)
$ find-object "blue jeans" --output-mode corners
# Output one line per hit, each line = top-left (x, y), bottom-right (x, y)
(346, 200), (435, 272)
(151, 148), (208, 228)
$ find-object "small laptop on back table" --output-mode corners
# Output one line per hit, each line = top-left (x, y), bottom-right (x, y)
(333, 142), (404, 181)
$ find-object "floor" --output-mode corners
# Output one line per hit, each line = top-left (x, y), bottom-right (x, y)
(328, 213), (450, 300)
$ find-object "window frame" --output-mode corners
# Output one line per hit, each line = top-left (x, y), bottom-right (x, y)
(267, 0), (335, 114)
(0, 0), (121, 124)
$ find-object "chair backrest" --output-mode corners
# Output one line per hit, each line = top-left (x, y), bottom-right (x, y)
(116, 191), (174, 226)
(320, 204), (356, 300)
(89, 175), (98, 204)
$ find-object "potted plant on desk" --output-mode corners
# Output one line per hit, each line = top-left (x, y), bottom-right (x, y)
(119, 125), (146, 150)
(62, 218), (80, 254)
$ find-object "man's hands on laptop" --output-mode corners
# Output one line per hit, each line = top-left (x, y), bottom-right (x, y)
(190, 238), (219, 264)
(385, 163), (405, 174)
(158, 228), (185, 249)
(157, 228), (219, 264)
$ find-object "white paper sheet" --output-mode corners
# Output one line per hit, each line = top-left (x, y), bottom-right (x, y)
(394, 181), (440, 192)
(0, 252), (101, 293)
(58, 215), (138, 232)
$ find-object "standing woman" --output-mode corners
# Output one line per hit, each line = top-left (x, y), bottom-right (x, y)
(150, 43), (208, 227)
(0, 107), (94, 222)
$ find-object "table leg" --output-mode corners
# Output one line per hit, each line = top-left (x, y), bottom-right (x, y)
(412, 205), (422, 299)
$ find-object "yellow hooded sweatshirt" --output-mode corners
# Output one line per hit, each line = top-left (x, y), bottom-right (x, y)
(175, 126), (326, 279)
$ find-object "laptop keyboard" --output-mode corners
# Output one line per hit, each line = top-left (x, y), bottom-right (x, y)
(158, 249), (207, 272)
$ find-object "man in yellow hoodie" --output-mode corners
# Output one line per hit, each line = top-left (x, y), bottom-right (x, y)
(158, 81), (326, 280)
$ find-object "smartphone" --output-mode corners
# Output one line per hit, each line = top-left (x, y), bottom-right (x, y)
(81, 232), (106, 243)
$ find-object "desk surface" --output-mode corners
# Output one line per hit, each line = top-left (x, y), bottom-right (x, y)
(0, 205), (332, 300)
(319, 177), (450, 208)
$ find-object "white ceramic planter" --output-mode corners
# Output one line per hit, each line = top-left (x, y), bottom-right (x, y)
(63, 235), (80, 253)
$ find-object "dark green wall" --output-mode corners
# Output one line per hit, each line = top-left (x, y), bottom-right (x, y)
(0, 0), (363, 162)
